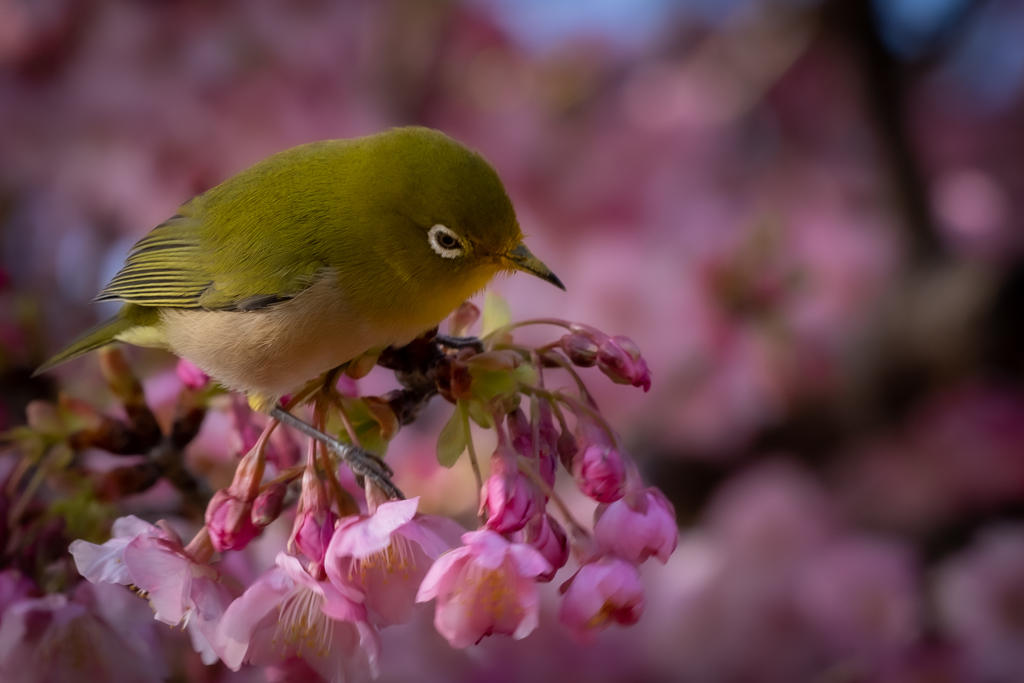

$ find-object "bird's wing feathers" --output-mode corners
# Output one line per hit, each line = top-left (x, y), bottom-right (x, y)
(94, 216), (210, 307)
(95, 210), (325, 311)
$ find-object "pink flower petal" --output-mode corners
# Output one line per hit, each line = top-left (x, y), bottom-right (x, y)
(333, 498), (421, 558)
(416, 547), (471, 602)
(122, 535), (193, 626)
(216, 567), (291, 670)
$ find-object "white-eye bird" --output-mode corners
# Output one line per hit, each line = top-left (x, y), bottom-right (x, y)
(37, 126), (563, 495)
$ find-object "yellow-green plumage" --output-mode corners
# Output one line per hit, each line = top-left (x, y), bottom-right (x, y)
(37, 127), (562, 410)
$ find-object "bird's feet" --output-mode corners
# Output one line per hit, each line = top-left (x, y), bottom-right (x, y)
(435, 334), (484, 352)
(269, 406), (404, 500)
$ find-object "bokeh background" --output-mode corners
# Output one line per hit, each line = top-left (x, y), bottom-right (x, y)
(3, 0), (1024, 681)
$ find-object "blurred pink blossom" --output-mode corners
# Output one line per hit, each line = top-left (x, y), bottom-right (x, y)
(559, 556), (645, 643)
(796, 537), (922, 659)
(0, 582), (167, 683)
(936, 525), (1024, 681)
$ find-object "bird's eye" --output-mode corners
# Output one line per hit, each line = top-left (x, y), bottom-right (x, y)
(428, 224), (465, 259)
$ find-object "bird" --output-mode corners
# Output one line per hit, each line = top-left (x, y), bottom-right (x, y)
(36, 126), (564, 495)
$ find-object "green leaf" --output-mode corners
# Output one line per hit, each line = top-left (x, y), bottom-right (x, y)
(481, 292), (511, 337)
(467, 400), (493, 428)
(436, 404), (467, 468)
(471, 369), (518, 402)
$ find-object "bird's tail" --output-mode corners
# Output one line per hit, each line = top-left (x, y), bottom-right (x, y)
(33, 313), (137, 376)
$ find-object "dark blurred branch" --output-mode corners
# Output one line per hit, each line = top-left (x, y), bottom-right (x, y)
(820, 0), (944, 265)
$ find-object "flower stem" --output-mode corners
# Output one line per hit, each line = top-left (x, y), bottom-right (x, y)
(515, 456), (590, 543)
(460, 400), (485, 525)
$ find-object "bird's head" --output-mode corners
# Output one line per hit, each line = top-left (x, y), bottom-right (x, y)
(356, 127), (563, 308)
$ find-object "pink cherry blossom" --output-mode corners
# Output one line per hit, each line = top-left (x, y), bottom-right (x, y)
(594, 487), (678, 565)
(0, 570), (34, 613)
(0, 582), (167, 683)
(69, 516), (232, 664)
(795, 537), (921, 659)
(416, 529), (551, 648)
(559, 556), (645, 642)
(935, 524), (1024, 681)
(326, 497), (463, 625)
(216, 552), (379, 683)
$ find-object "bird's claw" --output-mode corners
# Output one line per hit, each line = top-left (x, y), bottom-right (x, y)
(328, 441), (403, 500)
(269, 405), (403, 499)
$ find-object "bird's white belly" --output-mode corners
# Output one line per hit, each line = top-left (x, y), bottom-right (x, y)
(158, 276), (424, 399)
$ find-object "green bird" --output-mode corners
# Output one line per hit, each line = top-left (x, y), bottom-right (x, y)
(36, 126), (563, 494)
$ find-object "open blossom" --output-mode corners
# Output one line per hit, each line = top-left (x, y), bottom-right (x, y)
(326, 497), (463, 626)
(68, 516), (232, 664)
(416, 529), (551, 648)
(216, 553), (378, 683)
(594, 487), (678, 564)
(559, 556), (645, 642)
(0, 581), (167, 683)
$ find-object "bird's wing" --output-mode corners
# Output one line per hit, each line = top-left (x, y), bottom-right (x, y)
(94, 212), (325, 311)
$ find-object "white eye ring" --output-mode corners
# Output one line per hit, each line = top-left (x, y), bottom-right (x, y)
(428, 224), (465, 259)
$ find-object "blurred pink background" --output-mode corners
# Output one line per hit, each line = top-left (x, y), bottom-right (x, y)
(3, 0), (1024, 681)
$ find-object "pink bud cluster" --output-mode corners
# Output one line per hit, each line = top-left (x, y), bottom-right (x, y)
(409, 319), (674, 648)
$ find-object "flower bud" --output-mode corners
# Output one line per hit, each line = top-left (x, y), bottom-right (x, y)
(508, 404), (559, 487)
(558, 334), (599, 367)
(289, 461), (336, 566)
(518, 514), (569, 583)
(557, 430), (578, 470)
(98, 347), (146, 406)
(448, 301), (480, 337)
(481, 424), (540, 533)
(175, 358), (210, 390)
(205, 489), (259, 552)
(293, 508), (338, 566)
(251, 481), (288, 528)
(597, 335), (651, 392)
(572, 418), (626, 503)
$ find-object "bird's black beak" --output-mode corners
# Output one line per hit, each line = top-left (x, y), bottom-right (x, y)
(504, 243), (565, 291)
